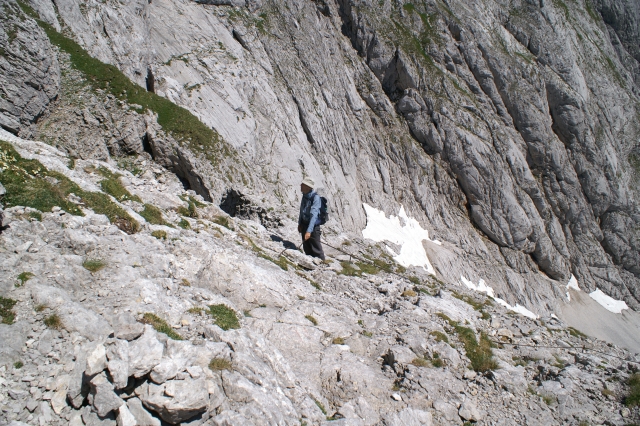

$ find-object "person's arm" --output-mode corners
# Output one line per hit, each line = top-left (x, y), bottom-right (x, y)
(306, 194), (321, 234)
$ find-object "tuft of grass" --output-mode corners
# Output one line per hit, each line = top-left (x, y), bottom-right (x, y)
(29, 211), (42, 221)
(44, 314), (62, 329)
(314, 400), (327, 416)
(305, 315), (318, 326)
(338, 261), (360, 276)
(430, 330), (449, 343)
(568, 327), (587, 339)
(626, 373), (640, 407)
(332, 337), (345, 345)
(411, 357), (429, 367)
(16, 272), (34, 287)
(431, 352), (444, 368)
(141, 313), (183, 340)
(258, 253), (290, 271)
(187, 307), (204, 315)
(208, 357), (232, 371)
(408, 276), (420, 285)
(140, 204), (166, 225)
(13, 361), (23, 369)
(98, 168), (141, 202)
(178, 201), (198, 218)
(438, 313), (498, 372)
(207, 304), (240, 330)
(178, 219), (190, 229)
(151, 230), (167, 240)
(34, 304), (47, 312)
(401, 289), (417, 297)
(362, 331), (373, 338)
(213, 215), (233, 230)
(180, 278), (191, 287)
(83, 259), (106, 273)
(602, 388), (614, 397)
(0, 297), (18, 324)
(0, 142), (139, 233)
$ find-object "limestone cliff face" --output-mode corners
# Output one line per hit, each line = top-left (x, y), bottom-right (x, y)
(1, 0), (639, 313)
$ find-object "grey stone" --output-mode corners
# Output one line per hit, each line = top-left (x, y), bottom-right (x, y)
(128, 326), (164, 378)
(138, 378), (209, 424)
(105, 339), (130, 389)
(458, 400), (483, 422)
(127, 397), (161, 426)
(113, 313), (144, 341)
(85, 343), (107, 376)
(89, 372), (124, 417)
(386, 408), (433, 426)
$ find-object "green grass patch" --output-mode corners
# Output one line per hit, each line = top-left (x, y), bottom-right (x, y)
(29, 211), (42, 221)
(213, 215), (233, 229)
(141, 313), (183, 340)
(626, 373), (640, 407)
(362, 330), (373, 338)
(83, 259), (106, 273)
(0, 297), (18, 324)
(437, 312), (498, 372)
(44, 314), (62, 329)
(177, 201), (198, 218)
(34, 304), (47, 312)
(314, 400), (327, 416)
(332, 337), (345, 345)
(13, 361), (24, 369)
(178, 218), (190, 229)
(305, 315), (318, 326)
(140, 204), (166, 225)
(430, 330), (449, 343)
(98, 168), (141, 202)
(16, 272), (34, 287)
(208, 357), (232, 371)
(187, 307), (204, 314)
(151, 230), (167, 240)
(568, 327), (587, 339)
(411, 357), (429, 367)
(15, 0), (232, 167)
(258, 253), (290, 271)
(207, 304), (240, 330)
(0, 141), (139, 233)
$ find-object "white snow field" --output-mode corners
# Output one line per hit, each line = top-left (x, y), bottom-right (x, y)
(361, 203), (441, 275)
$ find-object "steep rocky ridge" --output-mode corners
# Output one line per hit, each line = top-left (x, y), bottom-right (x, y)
(1, 0), (639, 328)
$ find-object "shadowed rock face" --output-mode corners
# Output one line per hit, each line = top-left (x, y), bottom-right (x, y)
(1, 0), (639, 311)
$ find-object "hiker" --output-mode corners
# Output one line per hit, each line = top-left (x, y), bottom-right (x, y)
(298, 177), (325, 260)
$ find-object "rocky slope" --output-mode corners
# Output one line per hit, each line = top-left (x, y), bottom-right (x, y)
(0, 130), (639, 425)
(2, 0), (640, 317)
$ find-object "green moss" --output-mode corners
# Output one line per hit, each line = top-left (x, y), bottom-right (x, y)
(140, 204), (166, 225)
(0, 297), (17, 324)
(178, 201), (198, 218)
(83, 259), (106, 273)
(207, 304), (240, 330)
(568, 327), (587, 339)
(0, 141), (139, 233)
(141, 313), (183, 340)
(17, 0), (232, 167)
(314, 400), (327, 416)
(213, 215), (233, 229)
(178, 218), (190, 229)
(16, 272), (34, 287)
(305, 315), (318, 326)
(29, 211), (42, 221)
(258, 253), (290, 271)
(13, 361), (23, 369)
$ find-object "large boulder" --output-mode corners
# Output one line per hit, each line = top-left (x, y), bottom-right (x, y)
(138, 378), (210, 424)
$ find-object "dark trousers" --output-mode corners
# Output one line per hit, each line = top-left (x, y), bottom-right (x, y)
(301, 226), (325, 260)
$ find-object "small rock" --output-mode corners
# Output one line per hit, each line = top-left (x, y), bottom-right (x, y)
(113, 313), (144, 341)
(127, 397), (160, 426)
(25, 399), (38, 412)
(90, 372), (124, 417)
(138, 377), (209, 423)
(463, 370), (477, 380)
(391, 393), (402, 401)
(86, 343), (107, 376)
(116, 403), (137, 426)
(128, 326), (164, 377)
(458, 400), (483, 422)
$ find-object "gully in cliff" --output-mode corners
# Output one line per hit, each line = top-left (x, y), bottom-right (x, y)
(297, 177), (327, 260)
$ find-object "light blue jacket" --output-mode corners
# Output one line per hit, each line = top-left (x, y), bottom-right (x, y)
(299, 191), (321, 233)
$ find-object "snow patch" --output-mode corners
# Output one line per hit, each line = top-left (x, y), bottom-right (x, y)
(460, 275), (538, 319)
(589, 289), (628, 314)
(566, 275), (580, 301)
(362, 203), (440, 275)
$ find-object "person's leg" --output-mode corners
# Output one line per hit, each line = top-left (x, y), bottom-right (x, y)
(302, 233), (312, 256)
(309, 227), (325, 260)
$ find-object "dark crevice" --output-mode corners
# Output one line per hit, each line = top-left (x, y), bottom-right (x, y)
(219, 189), (282, 228)
(145, 68), (155, 93)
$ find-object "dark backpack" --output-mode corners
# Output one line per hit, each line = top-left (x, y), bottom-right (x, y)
(318, 195), (329, 225)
